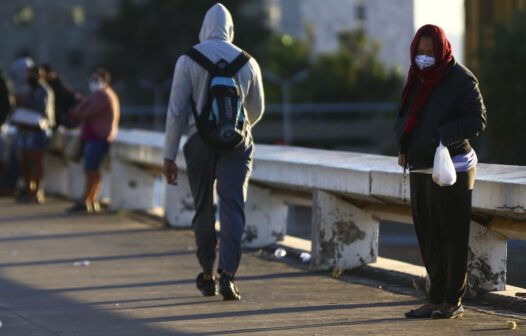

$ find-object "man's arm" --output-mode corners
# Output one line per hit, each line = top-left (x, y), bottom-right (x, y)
(244, 59), (265, 127)
(163, 56), (193, 185)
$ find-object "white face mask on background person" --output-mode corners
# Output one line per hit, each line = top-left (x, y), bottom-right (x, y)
(89, 80), (104, 93)
(415, 55), (436, 70)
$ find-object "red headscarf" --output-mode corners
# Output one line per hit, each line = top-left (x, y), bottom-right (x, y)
(400, 24), (454, 135)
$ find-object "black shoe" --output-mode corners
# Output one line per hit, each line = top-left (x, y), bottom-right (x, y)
(219, 273), (241, 301)
(66, 202), (91, 213)
(405, 303), (441, 318)
(431, 304), (464, 319)
(196, 273), (217, 297)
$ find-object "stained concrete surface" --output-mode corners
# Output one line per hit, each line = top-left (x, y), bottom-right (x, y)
(0, 198), (524, 335)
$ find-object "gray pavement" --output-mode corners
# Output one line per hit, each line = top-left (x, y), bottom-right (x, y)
(0, 198), (525, 335)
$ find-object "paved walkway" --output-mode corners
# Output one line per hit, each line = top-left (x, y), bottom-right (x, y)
(0, 198), (524, 335)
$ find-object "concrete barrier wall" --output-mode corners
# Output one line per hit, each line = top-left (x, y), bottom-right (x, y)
(45, 128), (526, 295)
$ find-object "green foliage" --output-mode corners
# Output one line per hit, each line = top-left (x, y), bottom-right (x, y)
(98, 0), (270, 102)
(264, 31), (403, 103)
(99, 1), (402, 105)
(480, 12), (526, 164)
(260, 34), (311, 103)
(295, 31), (403, 103)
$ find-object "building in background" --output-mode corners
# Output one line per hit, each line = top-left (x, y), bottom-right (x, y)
(0, 0), (129, 89)
(265, 0), (415, 73)
(465, 0), (526, 75)
(1, 0), (416, 89)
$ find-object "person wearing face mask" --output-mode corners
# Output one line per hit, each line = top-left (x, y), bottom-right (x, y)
(9, 58), (55, 203)
(68, 68), (120, 213)
(395, 25), (487, 319)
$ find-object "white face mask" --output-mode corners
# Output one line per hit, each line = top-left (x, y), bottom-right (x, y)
(415, 55), (435, 70)
(89, 80), (104, 93)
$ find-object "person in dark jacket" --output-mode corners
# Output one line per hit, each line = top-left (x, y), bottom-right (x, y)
(0, 69), (14, 125)
(0, 69), (16, 195)
(395, 25), (486, 319)
(40, 64), (82, 129)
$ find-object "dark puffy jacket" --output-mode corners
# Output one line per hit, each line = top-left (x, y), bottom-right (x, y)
(47, 77), (80, 128)
(395, 61), (487, 171)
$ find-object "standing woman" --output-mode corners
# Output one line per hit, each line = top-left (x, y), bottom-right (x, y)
(395, 25), (486, 319)
(69, 69), (120, 213)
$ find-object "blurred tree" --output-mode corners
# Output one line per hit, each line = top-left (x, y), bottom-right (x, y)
(480, 12), (526, 164)
(261, 34), (312, 103)
(98, 0), (270, 103)
(263, 30), (403, 103)
(296, 31), (403, 103)
(100, 1), (402, 106)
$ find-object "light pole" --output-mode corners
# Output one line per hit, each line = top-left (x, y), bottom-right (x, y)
(138, 79), (172, 131)
(265, 69), (310, 145)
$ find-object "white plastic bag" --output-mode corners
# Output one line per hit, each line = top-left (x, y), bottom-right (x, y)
(9, 108), (49, 129)
(432, 142), (457, 187)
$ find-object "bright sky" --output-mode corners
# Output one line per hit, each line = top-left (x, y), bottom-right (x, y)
(415, 0), (465, 61)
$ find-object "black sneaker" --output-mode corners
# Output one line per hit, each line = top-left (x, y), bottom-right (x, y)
(405, 303), (441, 318)
(219, 273), (241, 301)
(195, 273), (217, 297)
(66, 202), (92, 213)
(431, 304), (464, 319)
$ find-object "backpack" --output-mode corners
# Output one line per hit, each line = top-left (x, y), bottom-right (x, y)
(186, 47), (251, 149)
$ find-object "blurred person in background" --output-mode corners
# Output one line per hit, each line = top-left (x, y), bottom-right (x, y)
(0, 68), (14, 125)
(9, 57), (55, 203)
(0, 68), (15, 195)
(395, 25), (486, 319)
(40, 64), (83, 129)
(69, 68), (120, 213)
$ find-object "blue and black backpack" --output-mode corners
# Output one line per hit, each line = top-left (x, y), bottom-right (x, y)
(186, 47), (251, 149)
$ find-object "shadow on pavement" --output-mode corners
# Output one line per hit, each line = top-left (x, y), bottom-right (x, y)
(0, 276), (193, 335)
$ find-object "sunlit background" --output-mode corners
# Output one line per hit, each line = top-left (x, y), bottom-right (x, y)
(415, 0), (464, 61)
(1, 0), (526, 286)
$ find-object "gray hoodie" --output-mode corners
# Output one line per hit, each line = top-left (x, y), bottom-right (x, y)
(164, 3), (265, 160)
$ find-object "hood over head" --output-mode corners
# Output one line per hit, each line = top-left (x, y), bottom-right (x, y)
(199, 3), (234, 43)
(409, 24), (453, 73)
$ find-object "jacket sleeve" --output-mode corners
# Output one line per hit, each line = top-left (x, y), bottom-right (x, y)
(164, 56), (192, 161)
(394, 107), (406, 146)
(0, 75), (13, 124)
(244, 59), (265, 127)
(439, 75), (487, 146)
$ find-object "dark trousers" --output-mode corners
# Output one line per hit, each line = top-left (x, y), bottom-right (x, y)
(409, 168), (475, 306)
(183, 133), (253, 275)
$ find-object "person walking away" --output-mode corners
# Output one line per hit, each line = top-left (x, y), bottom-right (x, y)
(9, 58), (55, 203)
(163, 3), (265, 300)
(395, 25), (486, 319)
(69, 69), (120, 213)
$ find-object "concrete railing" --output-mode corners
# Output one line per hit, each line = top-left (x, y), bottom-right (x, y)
(45, 128), (526, 295)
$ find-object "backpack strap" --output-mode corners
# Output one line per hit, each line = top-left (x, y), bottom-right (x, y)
(185, 48), (217, 73)
(225, 51), (251, 75)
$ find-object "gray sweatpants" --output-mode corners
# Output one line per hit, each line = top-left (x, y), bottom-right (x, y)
(183, 133), (254, 275)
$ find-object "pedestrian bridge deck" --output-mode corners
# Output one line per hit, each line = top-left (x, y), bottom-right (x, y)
(0, 198), (523, 335)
